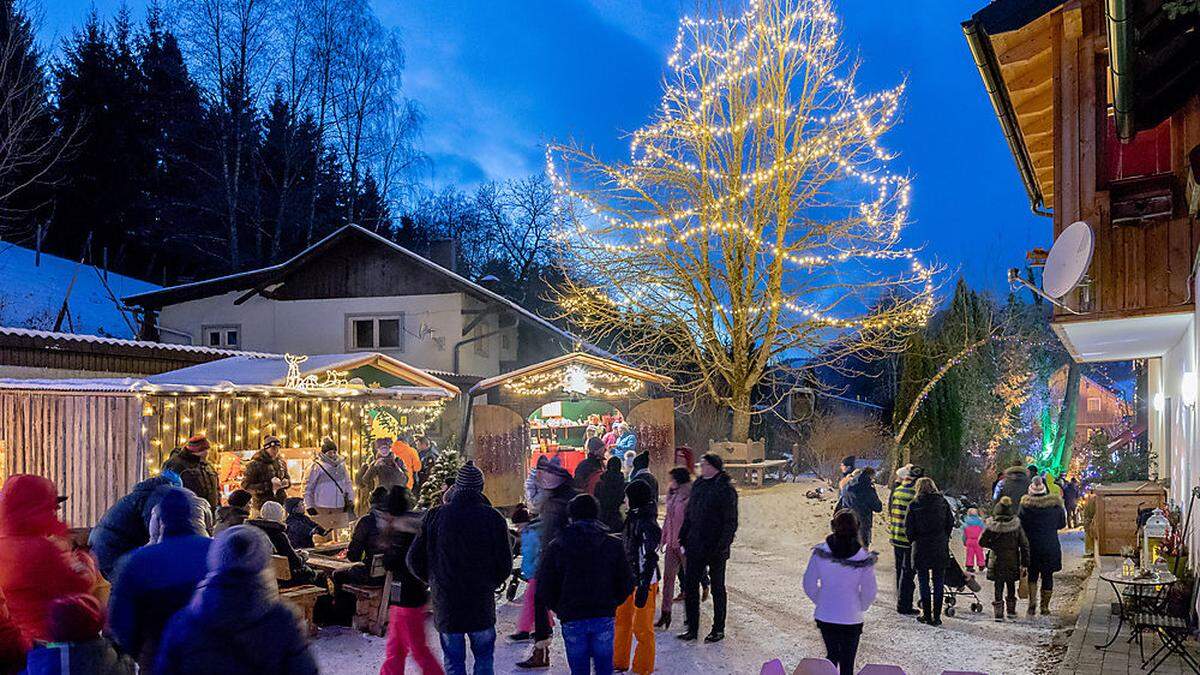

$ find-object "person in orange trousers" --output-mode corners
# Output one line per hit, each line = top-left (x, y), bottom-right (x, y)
(615, 480), (661, 674)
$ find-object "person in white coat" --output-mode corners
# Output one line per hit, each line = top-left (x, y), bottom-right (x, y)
(303, 438), (354, 540)
(803, 509), (878, 675)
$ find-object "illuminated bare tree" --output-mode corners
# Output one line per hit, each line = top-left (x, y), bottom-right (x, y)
(548, 0), (936, 441)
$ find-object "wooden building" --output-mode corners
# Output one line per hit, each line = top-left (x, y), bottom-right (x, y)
(962, 0), (1200, 540)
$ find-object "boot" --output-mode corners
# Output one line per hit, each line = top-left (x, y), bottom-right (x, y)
(930, 595), (943, 626)
(655, 611), (672, 630)
(917, 599), (931, 624)
(1027, 580), (1039, 616)
(1005, 596), (1017, 617)
(516, 646), (550, 669)
(1040, 589), (1053, 615)
(702, 586), (710, 603)
(992, 601), (1005, 622)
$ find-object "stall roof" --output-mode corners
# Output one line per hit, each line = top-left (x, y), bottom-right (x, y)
(472, 351), (672, 393)
(0, 352), (459, 399)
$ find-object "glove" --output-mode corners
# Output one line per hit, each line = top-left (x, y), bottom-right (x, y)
(635, 585), (649, 608)
(306, 507), (318, 516)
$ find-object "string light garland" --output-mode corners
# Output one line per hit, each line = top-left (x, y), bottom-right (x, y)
(503, 365), (646, 398)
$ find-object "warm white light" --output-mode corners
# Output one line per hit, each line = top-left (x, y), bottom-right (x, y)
(1182, 372), (1197, 407)
(1153, 392), (1165, 412)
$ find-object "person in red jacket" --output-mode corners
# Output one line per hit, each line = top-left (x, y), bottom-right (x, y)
(0, 475), (98, 645)
(0, 589), (30, 674)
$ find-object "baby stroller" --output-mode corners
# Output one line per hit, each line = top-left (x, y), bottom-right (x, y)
(943, 553), (984, 617)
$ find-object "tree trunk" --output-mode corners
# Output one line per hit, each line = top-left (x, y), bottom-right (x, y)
(730, 405), (751, 443)
(1050, 362), (1082, 475)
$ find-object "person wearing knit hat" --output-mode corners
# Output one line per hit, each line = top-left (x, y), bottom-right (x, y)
(630, 451), (659, 501)
(615, 479), (661, 674)
(109, 488), (213, 671)
(519, 457), (581, 668)
(534, 493), (634, 675)
(155, 526), (319, 674)
(678, 452), (738, 643)
(302, 436), (353, 540)
(248, 501), (318, 588)
(241, 436), (290, 511)
(1020, 475), (1066, 617)
(214, 490), (252, 535)
(980, 497), (1029, 621)
(23, 594), (136, 674)
(407, 457), (512, 675)
(162, 434), (220, 514)
(357, 438), (408, 506)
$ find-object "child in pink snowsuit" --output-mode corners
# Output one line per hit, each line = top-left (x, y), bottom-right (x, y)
(962, 507), (986, 572)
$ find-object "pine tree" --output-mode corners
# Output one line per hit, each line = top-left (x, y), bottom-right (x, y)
(418, 448), (463, 508)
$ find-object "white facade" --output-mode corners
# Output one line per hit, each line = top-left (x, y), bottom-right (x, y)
(158, 290), (519, 377)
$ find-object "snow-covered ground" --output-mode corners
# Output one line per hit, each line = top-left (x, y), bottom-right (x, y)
(311, 479), (1089, 674)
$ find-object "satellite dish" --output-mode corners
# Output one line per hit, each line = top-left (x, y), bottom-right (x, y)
(1042, 221), (1094, 299)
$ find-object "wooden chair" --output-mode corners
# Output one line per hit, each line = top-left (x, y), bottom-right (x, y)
(343, 554), (392, 636)
(792, 659), (837, 675)
(272, 555), (325, 636)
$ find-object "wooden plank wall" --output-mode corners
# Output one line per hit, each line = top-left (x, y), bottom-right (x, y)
(0, 392), (145, 526)
(1054, 0), (1200, 318)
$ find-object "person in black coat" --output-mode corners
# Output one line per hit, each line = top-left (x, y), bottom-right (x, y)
(155, 526), (319, 675)
(573, 437), (607, 494)
(630, 450), (659, 498)
(595, 457), (627, 532)
(519, 458), (579, 668)
(678, 452), (738, 643)
(902, 477), (953, 626)
(88, 472), (183, 579)
(1062, 478), (1081, 528)
(241, 437), (290, 510)
(247, 501), (318, 587)
(616, 479), (662, 673)
(161, 435), (221, 514)
(284, 497), (329, 550)
(378, 486), (440, 674)
(406, 463), (512, 675)
(214, 490), (252, 535)
(1020, 477), (1067, 616)
(536, 494), (635, 675)
(839, 468), (883, 547)
(994, 465), (1031, 512)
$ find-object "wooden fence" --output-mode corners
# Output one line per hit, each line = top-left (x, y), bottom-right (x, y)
(0, 391), (145, 526)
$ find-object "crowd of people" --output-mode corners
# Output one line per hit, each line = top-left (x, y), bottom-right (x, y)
(802, 459), (1072, 675)
(0, 424), (747, 675)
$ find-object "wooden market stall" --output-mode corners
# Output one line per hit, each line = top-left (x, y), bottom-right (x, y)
(463, 352), (675, 507)
(0, 352), (458, 526)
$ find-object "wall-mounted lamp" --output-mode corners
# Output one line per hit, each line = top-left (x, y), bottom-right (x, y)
(1182, 372), (1197, 407)
(1153, 392), (1165, 412)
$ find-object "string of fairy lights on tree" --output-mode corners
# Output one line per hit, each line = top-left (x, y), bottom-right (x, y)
(542, 0), (938, 435)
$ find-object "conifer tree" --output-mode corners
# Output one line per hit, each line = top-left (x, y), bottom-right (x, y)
(418, 448), (463, 508)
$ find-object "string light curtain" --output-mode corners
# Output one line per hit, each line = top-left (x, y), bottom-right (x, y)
(546, 0), (938, 440)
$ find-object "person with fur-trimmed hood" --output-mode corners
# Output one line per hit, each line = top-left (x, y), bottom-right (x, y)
(803, 509), (878, 675)
(1020, 476), (1066, 616)
(978, 496), (1028, 621)
(993, 465), (1032, 512)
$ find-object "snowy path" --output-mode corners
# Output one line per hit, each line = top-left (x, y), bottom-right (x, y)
(312, 480), (1088, 674)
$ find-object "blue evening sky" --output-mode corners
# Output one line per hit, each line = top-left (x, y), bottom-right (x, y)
(42, 0), (1045, 295)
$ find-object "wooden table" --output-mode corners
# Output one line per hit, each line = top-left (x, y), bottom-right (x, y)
(305, 553), (358, 576)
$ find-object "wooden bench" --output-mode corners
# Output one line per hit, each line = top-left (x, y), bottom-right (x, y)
(343, 554), (392, 637)
(721, 460), (789, 488)
(272, 555), (325, 636)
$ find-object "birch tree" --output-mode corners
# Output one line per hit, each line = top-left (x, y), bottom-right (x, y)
(548, 0), (936, 441)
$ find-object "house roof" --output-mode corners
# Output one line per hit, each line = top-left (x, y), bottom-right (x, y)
(0, 325), (276, 359)
(0, 241), (159, 338)
(122, 224), (600, 358)
(472, 351), (672, 393)
(0, 352), (458, 399)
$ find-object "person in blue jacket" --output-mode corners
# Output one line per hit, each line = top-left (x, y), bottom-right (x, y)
(88, 470), (183, 579)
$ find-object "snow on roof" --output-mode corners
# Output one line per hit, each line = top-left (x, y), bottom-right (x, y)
(0, 241), (159, 339)
(0, 325), (277, 358)
(145, 352), (460, 396)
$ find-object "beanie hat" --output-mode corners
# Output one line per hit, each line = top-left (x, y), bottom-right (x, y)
(259, 500), (286, 523)
(284, 496), (305, 516)
(606, 457), (623, 472)
(47, 594), (104, 643)
(227, 489), (252, 509)
(896, 464), (911, 480)
(370, 486), (390, 509)
(185, 435), (210, 454)
(586, 437), (606, 457)
(701, 452), (724, 471)
(1028, 476), (1048, 496)
(994, 495), (1016, 518)
(625, 479), (654, 508)
(632, 451), (650, 472)
(321, 437), (338, 454)
(456, 462), (485, 493)
(908, 465), (925, 479)
(386, 486), (412, 515)
(209, 525), (272, 574)
(567, 493), (600, 521)
(841, 455), (857, 468)
(262, 436), (281, 449)
(156, 487), (195, 535)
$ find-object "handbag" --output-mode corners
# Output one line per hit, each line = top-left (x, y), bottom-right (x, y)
(1017, 568), (1029, 599)
(316, 459), (355, 513)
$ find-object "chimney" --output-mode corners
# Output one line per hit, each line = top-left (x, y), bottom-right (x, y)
(425, 239), (458, 273)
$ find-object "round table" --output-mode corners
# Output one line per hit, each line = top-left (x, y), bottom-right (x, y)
(1095, 569), (1178, 650)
